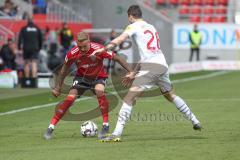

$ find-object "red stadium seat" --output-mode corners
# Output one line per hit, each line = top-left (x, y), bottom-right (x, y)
(212, 16), (226, 22)
(192, 0), (202, 5)
(191, 5), (201, 14)
(156, 0), (166, 5)
(203, 0), (215, 5)
(215, 6), (227, 14)
(202, 16), (212, 22)
(216, 0), (228, 6)
(169, 0), (179, 5)
(189, 16), (201, 22)
(179, 5), (190, 14)
(180, 0), (191, 5)
(203, 5), (214, 14)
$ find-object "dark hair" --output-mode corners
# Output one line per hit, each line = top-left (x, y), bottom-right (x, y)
(127, 5), (142, 18)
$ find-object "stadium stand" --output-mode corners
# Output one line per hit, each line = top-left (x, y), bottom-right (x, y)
(152, 0), (232, 23)
(0, 0), (92, 88)
(156, 0), (166, 5)
(169, 0), (179, 5)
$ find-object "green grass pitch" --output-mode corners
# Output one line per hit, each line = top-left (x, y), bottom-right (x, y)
(0, 71), (240, 160)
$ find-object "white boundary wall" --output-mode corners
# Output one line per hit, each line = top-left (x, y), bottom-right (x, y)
(169, 60), (240, 73)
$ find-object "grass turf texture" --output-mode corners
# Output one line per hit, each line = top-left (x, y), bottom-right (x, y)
(0, 71), (240, 160)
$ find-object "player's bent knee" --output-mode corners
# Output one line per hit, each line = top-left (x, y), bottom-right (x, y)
(123, 91), (142, 106)
(123, 95), (134, 105)
(129, 86), (143, 92)
(95, 84), (105, 97)
(95, 90), (104, 97)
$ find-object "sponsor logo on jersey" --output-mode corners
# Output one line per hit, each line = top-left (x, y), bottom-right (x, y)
(81, 63), (97, 68)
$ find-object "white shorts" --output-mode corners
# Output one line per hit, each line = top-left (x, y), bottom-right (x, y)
(132, 63), (172, 93)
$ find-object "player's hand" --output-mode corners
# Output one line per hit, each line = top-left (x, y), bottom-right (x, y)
(52, 87), (61, 97)
(122, 72), (135, 87)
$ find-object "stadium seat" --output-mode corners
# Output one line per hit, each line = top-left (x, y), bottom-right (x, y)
(33, 14), (46, 21)
(212, 16), (226, 22)
(156, 0), (166, 5)
(216, 0), (228, 6)
(203, 0), (215, 5)
(215, 6), (227, 14)
(180, 0), (191, 5)
(191, 5), (201, 14)
(179, 5), (190, 14)
(203, 5), (214, 14)
(189, 16), (201, 22)
(169, 0), (179, 5)
(192, 0), (202, 5)
(202, 16), (212, 22)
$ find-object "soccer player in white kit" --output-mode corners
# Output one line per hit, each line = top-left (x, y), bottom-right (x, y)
(92, 5), (202, 142)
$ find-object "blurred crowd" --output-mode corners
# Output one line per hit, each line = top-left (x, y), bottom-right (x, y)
(0, 0), (48, 19)
(0, 0), (18, 17)
(0, 19), (74, 79)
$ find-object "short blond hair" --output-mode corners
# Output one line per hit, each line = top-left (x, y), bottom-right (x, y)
(77, 32), (89, 42)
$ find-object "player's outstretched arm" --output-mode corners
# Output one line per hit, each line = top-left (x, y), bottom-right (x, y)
(90, 33), (129, 57)
(108, 33), (129, 49)
(121, 62), (140, 87)
(53, 63), (69, 97)
(133, 63), (140, 74)
(112, 54), (132, 73)
(113, 55), (135, 87)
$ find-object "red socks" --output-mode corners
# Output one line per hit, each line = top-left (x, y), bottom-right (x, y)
(50, 95), (75, 125)
(50, 94), (109, 126)
(97, 95), (109, 124)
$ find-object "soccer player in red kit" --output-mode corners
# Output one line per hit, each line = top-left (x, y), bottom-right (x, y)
(44, 32), (133, 140)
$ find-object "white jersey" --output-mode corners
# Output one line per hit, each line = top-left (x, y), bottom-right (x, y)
(123, 20), (168, 68)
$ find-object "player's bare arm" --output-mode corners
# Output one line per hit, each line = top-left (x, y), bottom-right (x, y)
(52, 62), (69, 97)
(112, 54), (136, 87)
(91, 33), (129, 56)
(107, 33), (129, 50)
(112, 54), (133, 73)
(122, 63), (140, 87)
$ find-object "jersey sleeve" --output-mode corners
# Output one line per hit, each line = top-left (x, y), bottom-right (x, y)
(64, 47), (78, 66)
(98, 50), (116, 60)
(123, 24), (136, 37)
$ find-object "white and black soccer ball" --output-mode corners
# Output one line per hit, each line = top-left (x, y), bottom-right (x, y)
(80, 121), (98, 137)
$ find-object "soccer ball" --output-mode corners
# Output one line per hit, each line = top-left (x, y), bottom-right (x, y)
(80, 121), (98, 137)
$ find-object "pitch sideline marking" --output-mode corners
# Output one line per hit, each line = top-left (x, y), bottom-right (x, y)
(0, 71), (229, 116)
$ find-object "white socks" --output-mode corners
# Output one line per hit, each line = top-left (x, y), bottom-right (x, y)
(112, 96), (199, 136)
(112, 102), (133, 136)
(173, 96), (199, 125)
(48, 124), (55, 129)
(103, 122), (109, 126)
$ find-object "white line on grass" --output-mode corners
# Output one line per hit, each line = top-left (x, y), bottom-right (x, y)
(0, 97), (91, 116)
(171, 71), (228, 84)
(0, 71), (229, 116)
(138, 98), (240, 102)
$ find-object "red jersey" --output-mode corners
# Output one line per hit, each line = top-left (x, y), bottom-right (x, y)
(65, 42), (115, 79)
